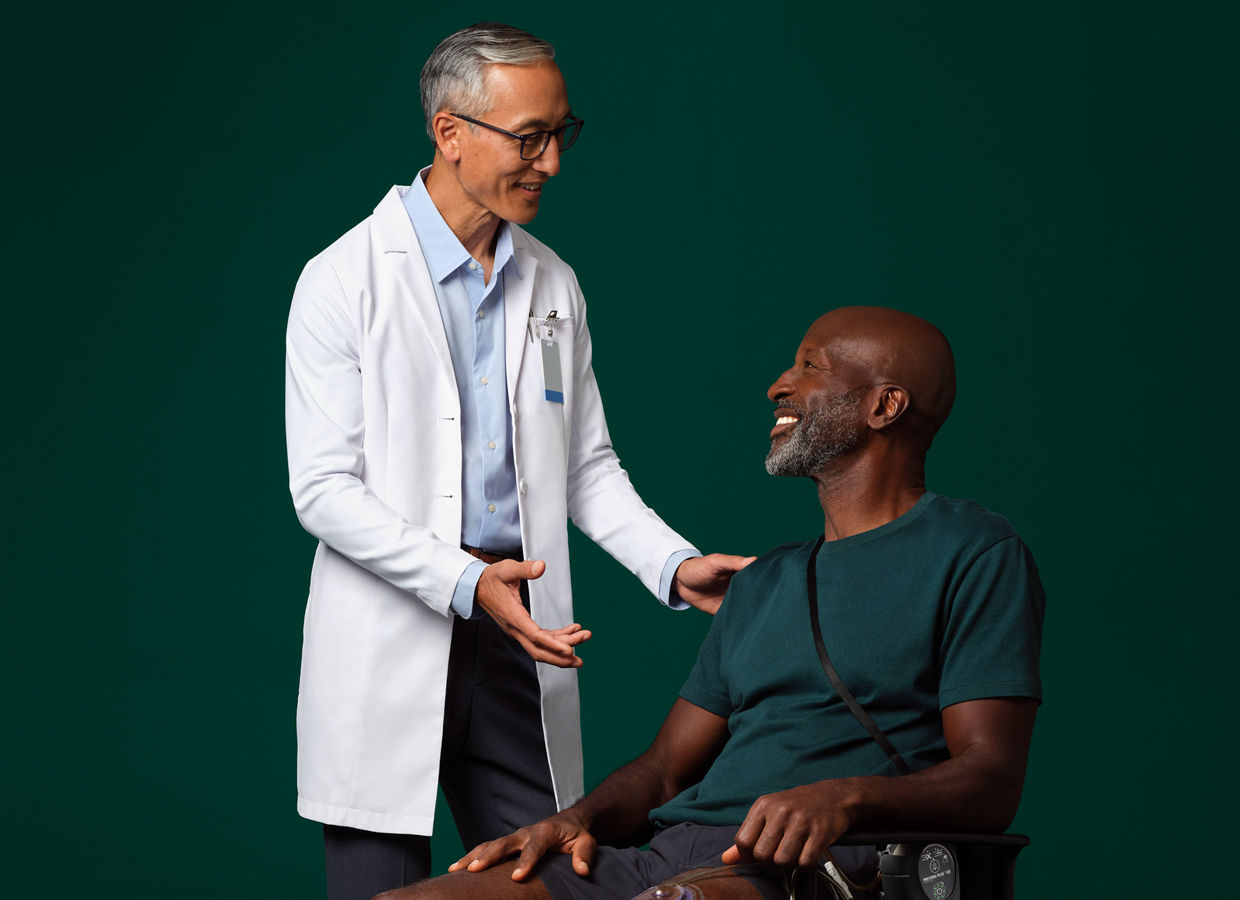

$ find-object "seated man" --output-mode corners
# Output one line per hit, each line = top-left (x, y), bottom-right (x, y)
(380, 306), (1045, 900)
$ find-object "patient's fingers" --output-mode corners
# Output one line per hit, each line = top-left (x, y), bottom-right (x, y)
(569, 831), (598, 876)
(510, 820), (595, 881)
(448, 816), (598, 882)
(450, 836), (517, 872)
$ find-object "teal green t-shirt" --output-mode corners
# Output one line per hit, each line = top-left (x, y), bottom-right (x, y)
(650, 492), (1045, 828)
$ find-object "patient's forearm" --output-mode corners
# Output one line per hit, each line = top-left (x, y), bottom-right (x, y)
(838, 697), (1035, 833)
(725, 698), (1037, 868)
(572, 699), (731, 846)
(567, 755), (669, 846)
(834, 749), (1026, 834)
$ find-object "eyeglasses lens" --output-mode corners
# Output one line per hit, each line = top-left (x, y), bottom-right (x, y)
(557, 119), (581, 152)
(520, 120), (582, 160)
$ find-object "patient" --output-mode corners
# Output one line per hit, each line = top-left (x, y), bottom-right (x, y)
(379, 307), (1045, 900)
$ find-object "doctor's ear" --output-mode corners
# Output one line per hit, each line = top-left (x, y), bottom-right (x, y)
(431, 111), (463, 162)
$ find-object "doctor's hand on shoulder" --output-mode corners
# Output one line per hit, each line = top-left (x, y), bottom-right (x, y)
(475, 559), (592, 668)
(672, 553), (757, 615)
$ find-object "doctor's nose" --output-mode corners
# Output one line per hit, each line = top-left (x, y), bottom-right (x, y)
(533, 139), (561, 177)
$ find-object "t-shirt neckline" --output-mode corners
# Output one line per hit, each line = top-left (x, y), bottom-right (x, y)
(814, 491), (938, 557)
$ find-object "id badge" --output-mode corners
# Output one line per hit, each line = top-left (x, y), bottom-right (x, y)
(541, 338), (564, 403)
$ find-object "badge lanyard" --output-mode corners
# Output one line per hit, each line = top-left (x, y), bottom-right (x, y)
(528, 309), (564, 404)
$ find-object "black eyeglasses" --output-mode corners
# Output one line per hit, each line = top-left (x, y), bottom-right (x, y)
(450, 113), (584, 160)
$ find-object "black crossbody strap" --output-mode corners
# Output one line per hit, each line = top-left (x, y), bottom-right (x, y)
(807, 535), (913, 776)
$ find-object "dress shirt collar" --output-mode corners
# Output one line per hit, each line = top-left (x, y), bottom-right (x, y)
(403, 166), (517, 284)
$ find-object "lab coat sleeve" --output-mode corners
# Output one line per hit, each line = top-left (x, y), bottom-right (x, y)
(285, 256), (470, 616)
(562, 279), (698, 601)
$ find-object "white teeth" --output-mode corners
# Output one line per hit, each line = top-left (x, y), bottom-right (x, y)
(776, 416), (799, 426)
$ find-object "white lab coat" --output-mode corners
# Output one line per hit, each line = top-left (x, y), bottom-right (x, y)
(286, 185), (694, 835)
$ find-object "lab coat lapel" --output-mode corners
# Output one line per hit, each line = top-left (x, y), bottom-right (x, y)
(372, 187), (454, 375)
(504, 246), (538, 406)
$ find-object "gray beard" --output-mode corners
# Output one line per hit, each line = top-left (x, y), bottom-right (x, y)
(765, 391), (863, 477)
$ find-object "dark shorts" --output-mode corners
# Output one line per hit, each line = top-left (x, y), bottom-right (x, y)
(534, 823), (877, 900)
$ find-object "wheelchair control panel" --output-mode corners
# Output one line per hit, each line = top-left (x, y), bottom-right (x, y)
(879, 841), (959, 900)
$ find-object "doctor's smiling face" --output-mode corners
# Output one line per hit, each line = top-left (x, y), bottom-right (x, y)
(432, 60), (572, 227)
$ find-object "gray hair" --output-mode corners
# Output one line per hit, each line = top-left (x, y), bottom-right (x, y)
(420, 23), (556, 142)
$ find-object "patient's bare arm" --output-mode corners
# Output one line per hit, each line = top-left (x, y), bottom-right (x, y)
(721, 697), (1038, 868)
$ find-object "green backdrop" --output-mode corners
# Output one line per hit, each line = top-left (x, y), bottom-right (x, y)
(9, 2), (1236, 896)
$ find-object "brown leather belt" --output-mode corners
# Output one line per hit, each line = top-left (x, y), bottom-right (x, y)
(462, 544), (523, 565)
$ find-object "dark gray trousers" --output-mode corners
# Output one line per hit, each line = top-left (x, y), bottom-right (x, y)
(324, 609), (557, 900)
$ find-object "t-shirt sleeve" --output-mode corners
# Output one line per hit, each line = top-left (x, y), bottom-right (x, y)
(676, 581), (736, 718)
(938, 535), (1046, 709)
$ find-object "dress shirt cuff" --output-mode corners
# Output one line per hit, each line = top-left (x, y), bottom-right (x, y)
(451, 559), (489, 619)
(659, 549), (701, 610)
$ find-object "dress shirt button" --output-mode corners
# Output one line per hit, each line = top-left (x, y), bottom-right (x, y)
(488, 441), (496, 450)
(480, 375), (489, 385)
(477, 309), (485, 319)
(468, 261), (479, 271)
(487, 503), (497, 513)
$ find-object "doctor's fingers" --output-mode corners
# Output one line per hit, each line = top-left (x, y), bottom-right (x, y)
(514, 628), (585, 668)
(547, 624), (592, 645)
(475, 562), (542, 614)
(498, 602), (583, 657)
(477, 586), (584, 665)
(488, 558), (546, 586)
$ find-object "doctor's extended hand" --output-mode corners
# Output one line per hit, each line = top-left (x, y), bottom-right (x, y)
(672, 553), (757, 615)
(475, 559), (591, 668)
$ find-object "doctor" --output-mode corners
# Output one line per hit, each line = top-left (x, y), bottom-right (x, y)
(285, 23), (752, 900)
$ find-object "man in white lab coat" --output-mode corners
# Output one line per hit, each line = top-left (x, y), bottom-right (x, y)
(285, 23), (752, 900)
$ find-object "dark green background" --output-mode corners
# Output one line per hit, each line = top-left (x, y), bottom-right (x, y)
(9, 2), (1236, 896)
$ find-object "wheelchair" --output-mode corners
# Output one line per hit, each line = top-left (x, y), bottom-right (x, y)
(644, 832), (1028, 900)
(806, 831), (1030, 900)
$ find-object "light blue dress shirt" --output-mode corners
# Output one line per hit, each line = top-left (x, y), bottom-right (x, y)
(402, 171), (696, 618)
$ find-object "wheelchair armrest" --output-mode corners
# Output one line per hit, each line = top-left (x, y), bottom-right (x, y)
(836, 832), (1028, 849)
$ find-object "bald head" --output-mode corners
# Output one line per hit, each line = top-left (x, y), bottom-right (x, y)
(765, 308), (956, 482)
(803, 306), (956, 446)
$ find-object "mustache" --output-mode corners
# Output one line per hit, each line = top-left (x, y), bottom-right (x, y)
(774, 399), (807, 417)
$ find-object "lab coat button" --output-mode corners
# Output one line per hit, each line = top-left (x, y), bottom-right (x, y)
(518, 478), (527, 495)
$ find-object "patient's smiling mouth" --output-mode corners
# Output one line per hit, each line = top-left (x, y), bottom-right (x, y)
(770, 408), (802, 440)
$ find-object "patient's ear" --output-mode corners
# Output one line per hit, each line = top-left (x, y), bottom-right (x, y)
(867, 385), (909, 430)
